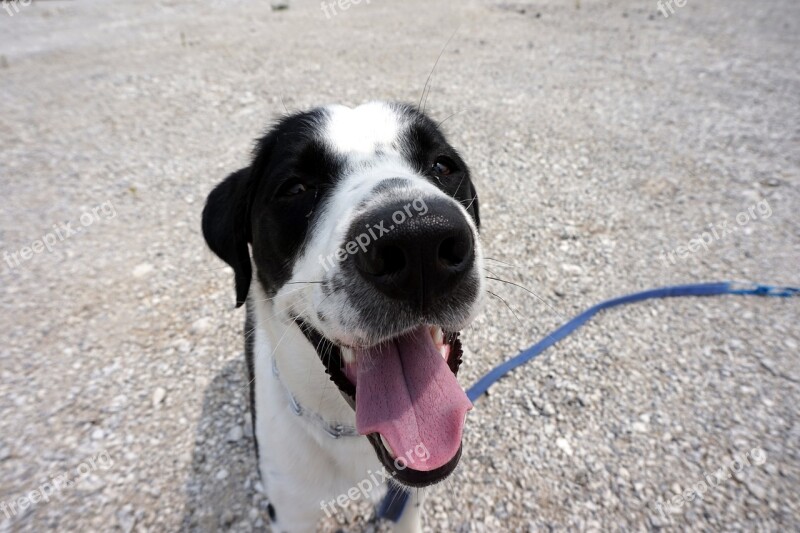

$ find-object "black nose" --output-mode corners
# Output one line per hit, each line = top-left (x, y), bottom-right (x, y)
(347, 197), (475, 311)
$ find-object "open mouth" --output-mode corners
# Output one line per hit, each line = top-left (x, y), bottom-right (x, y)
(297, 323), (472, 487)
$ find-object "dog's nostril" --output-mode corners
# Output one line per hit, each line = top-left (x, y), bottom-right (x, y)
(380, 245), (406, 275)
(438, 235), (470, 268)
(358, 244), (406, 277)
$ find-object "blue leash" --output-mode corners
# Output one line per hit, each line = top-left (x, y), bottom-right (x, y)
(377, 281), (798, 522)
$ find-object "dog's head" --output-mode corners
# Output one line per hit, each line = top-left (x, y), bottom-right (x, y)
(203, 102), (484, 487)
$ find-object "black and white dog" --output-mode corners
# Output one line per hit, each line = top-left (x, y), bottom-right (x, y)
(202, 102), (485, 531)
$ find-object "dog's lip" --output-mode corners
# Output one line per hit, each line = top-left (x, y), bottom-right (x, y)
(366, 433), (463, 487)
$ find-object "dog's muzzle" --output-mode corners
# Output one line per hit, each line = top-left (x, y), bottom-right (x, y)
(310, 182), (482, 487)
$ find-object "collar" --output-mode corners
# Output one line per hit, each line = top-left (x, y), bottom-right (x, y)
(271, 357), (360, 439)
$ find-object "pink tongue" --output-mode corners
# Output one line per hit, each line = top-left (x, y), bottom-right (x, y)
(354, 327), (473, 472)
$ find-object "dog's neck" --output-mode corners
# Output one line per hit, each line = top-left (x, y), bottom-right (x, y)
(250, 284), (356, 431)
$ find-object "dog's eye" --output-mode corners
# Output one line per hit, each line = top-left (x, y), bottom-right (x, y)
(432, 158), (454, 177)
(277, 180), (309, 197)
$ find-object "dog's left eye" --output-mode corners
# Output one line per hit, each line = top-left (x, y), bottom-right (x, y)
(277, 180), (309, 197)
(432, 158), (455, 177)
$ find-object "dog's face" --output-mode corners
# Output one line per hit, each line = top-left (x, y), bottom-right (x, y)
(203, 102), (484, 487)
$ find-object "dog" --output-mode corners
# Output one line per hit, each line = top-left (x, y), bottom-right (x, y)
(202, 101), (485, 532)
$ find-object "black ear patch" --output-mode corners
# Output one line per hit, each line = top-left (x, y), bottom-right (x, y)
(202, 168), (254, 307)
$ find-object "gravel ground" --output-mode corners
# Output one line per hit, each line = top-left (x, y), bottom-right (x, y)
(1, 0), (798, 531)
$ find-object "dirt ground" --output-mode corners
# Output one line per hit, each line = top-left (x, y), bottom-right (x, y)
(1, 0), (798, 531)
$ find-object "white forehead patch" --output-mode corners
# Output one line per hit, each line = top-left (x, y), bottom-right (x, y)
(323, 102), (404, 156)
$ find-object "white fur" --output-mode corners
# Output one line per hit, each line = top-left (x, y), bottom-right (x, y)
(324, 102), (406, 157)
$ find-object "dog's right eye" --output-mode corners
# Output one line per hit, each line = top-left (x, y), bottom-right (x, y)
(277, 180), (309, 197)
(432, 157), (456, 177)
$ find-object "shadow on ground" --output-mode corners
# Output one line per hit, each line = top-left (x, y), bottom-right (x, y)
(181, 357), (268, 532)
(180, 357), (383, 532)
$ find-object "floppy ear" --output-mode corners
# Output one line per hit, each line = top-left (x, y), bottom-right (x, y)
(202, 168), (254, 308)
